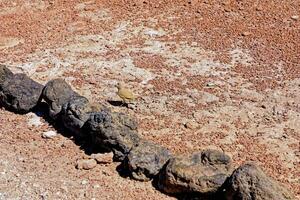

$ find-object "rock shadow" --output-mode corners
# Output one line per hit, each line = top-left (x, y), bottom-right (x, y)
(107, 100), (127, 107)
(32, 102), (109, 156)
(116, 161), (131, 179)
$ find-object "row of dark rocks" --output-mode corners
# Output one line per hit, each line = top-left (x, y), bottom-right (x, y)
(0, 65), (294, 199)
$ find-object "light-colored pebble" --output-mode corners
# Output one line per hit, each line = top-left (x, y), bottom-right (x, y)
(27, 113), (43, 127)
(91, 152), (114, 164)
(76, 159), (97, 170)
(184, 121), (199, 130)
(81, 180), (88, 185)
(224, 8), (231, 12)
(291, 15), (299, 20)
(242, 31), (251, 36)
(206, 82), (215, 87)
(42, 131), (57, 139)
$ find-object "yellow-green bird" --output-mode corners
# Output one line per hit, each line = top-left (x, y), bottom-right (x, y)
(117, 83), (135, 104)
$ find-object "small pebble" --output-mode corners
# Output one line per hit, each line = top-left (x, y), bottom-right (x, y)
(291, 15), (299, 20)
(81, 180), (88, 185)
(17, 157), (25, 162)
(102, 171), (111, 176)
(256, 6), (263, 11)
(206, 82), (215, 87)
(184, 121), (199, 130)
(93, 184), (100, 189)
(27, 113), (43, 127)
(91, 152), (113, 164)
(242, 31), (251, 36)
(224, 8), (231, 12)
(42, 131), (57, 139)
(76, 159), (97, 170)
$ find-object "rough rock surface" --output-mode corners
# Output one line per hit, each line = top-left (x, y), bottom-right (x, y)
(84, 110), (141, 161)
(0, 65), (14, 84)
(0, 71), (43, 113)
(223, 163), (294, 200)
(91, 152), (114, 164)
(76, 159), (97, 170)
(124, 140), (172, 181)
(42, 78), (79, 119)
(61, 96), (100, 137)
(158, 149), (232, 195)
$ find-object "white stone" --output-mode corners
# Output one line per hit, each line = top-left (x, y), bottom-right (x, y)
(42, 131), (57, 139)
(27, 113), (43, 127)
(93, 184), (100, 188)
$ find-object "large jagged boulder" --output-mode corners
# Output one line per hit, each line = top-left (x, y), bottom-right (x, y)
(124, 140), (172, 181)
(42, 78), (80, 119)
(223, 163), (294, 200)
(61, 96), (101, 137)
(158, 149), (232, 195)
(83, 111), (141, 161)
(0, 66), (43, 113)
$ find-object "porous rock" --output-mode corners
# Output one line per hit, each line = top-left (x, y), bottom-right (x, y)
(223, 163), (294, 200)
(61, 96), (100, 137)
(83, 110), (140, 161)
(0, 65), (14, 84)
(76, 159), (97, 170)
(42, 78), (79, 119)
(124, 140), (172, 181)
(158, 149), (232, 195)
(0, 68), (43, 113)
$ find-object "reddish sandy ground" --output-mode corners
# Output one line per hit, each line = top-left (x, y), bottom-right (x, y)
(0, 0), (299, 199)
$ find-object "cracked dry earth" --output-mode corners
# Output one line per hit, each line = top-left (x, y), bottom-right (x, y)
(0, 0), (299, 199)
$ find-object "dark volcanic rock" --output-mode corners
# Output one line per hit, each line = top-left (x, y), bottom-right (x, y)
(0, 65), (14, 84)
(42, 78), (80, 119)
(223, 163), (294, 200)
(61, 96), (101, 137)
(83, 111), (141, 161)
(0, 70), (43, 113)
(158, 149), (232, 195)
(124, 140), (172, 181)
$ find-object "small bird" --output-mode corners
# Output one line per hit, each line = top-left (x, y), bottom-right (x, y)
(117, 83), (135, 105)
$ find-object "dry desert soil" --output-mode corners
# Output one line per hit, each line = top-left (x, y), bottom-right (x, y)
(0, 0), (299, 199)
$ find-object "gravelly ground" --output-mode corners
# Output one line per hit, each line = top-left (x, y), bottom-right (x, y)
(0, 1), (299, 199)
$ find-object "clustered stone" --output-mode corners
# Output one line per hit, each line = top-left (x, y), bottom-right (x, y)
(0, 65), (294, 199)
